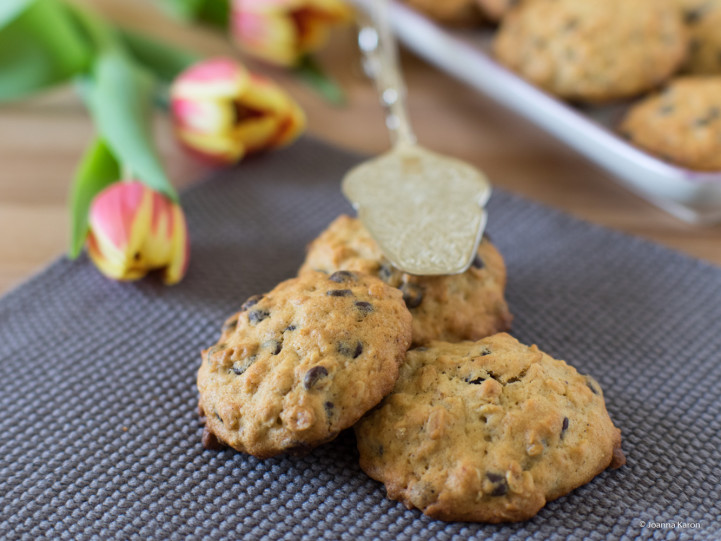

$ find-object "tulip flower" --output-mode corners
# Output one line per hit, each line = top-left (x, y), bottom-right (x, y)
(86, 181), (190, 284)
(170, 58), (306, 165)
(231, 0), (353, 67)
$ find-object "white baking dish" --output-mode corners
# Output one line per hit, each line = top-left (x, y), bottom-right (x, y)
(352, 0), (721, 224)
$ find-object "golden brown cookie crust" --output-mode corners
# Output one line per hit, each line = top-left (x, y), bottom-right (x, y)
(402, 0), (484, 26)
(494, 0), (688, 103)
(197, 270), (412, 458)
(676, 0), (721, 74)
(299, 215), (512, 346)
(355, 334), (624, 523)
(620, 76), (721, 171)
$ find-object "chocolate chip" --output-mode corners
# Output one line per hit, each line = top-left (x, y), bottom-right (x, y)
(694, 107), (720, 127)
(400, 283), (423, 309)
(564, 18), (578, 32)
(266, 340), (282, 355)
(561, 417), (569, 439)
(241, 294), (263, 311)
(304, 366), (329, 390)
(684, 6), (708, 24)
(338, 341), (363, 358)
(354, 301), (374, 315)
(214, 413), (223, 424)
(248, 310), (270, 325)
(377, 445), (384, 457)
(472, 255), (485, 269)
(465, 376), (485, 385)
(231, 356), (257, 376)
(586, 379), (599, 395)
(486, 473), (508, 497)
(324, 401), (335, 418)
(378, 262), (394, 283)
(326, 289), (352, 297)
(284, 325), (297, 332)
(329, 270), (355, 283)
(479, 347), (491, 356)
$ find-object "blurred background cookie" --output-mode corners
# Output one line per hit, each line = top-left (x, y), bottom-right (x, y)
(355, 334), (625, 523)
(494, 0), (688, 102)
(300, 215), (512, 346)
(475, 0), (517, 22)
(620, 76), (721, 171)
(401, 0), (485, 26)
(676, 0), (721, 74)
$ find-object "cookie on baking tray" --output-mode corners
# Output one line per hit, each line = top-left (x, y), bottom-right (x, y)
(299, 215), (512, 346)
(197, 270), (412, 458)
(676, 0), (721, 74)
(620, 76), (721, 171)
(401, 0), (484, 26)
(355, 333), (625, 523)
(475, 0), (517, 22)
(493, 0), (687, 103)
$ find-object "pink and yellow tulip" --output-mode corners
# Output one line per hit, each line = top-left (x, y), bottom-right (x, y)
(170, 58), (306, 165)
(87, 181), (189, 284)
(231, 0), (353, 67)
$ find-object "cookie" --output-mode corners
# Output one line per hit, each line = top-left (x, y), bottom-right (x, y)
(677, 0), (721, 74)
(401, 0), (484, 26)
(355, 334), (625, 523)
(619, 76), (721, 171)
(299, 215), (512, 346)
(197, 270), (413, 458)
(475, 0), (517, 22)
(494, 0), (688, 103)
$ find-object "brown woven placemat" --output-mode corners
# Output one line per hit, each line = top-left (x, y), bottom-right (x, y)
(1, 137), (719, 540)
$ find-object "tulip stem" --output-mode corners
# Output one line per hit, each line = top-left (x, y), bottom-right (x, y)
(295, 55), (346, 107)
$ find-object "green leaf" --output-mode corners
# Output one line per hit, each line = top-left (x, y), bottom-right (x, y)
(0, 0), (92, 101)
(118, 28), (200, 84)
(68, 139), (121, 258)
(295, 55), (346, 107)
(0, 0), (36, 29)
(84, 52), (178, 201)
(66, 3), (178, 202)
(196, 0), (230, 28)
(157, 0), (205, 20)
(156, 0), (230, 28)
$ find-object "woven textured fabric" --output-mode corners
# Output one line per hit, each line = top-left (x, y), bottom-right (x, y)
(1, 137), (720, 541)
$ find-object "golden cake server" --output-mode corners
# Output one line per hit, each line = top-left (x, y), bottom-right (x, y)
(342, 0), (492, 275)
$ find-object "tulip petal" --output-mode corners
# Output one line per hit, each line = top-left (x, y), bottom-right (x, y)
(232, 3), (301, 66)
(171, 57), (249, 100)
(273, 100), (307, 147)
(87, 181), (189, 284)
(172, 97), (235, 135)
(162, 204), (190, 285)
(176, 127), (246, 164)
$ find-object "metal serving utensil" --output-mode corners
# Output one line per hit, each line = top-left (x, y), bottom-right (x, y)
(342, 0), (492, 275)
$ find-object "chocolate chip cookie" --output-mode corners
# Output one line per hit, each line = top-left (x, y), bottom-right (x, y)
(494, 0), (687, 102)
(299, 215), (512, 346)
(355, 334), (625, 523)
(677, 0), (721, 74)
(197, 270), (413, 458)
(475, 0), (517, 22)
(620, 76), (721, 171)
(401, 0), (484, 26)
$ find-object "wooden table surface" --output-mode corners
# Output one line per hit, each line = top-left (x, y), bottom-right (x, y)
(2, 0), (720, 296)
